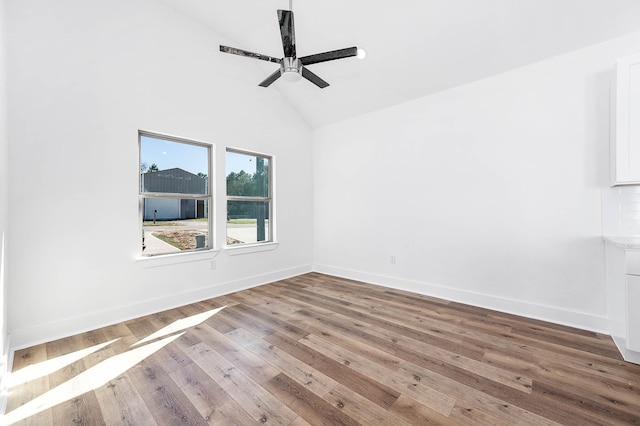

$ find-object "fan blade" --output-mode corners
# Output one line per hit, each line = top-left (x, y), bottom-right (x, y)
(299, 47), (357, 66)
(277, 9), (296, 58)
(259, 69), (282, 87)
(220, 45), (280, 64)
(302, 67), (329, 89)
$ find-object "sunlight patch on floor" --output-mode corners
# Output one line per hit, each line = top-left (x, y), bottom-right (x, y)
(3, 333), (183, 425)
(131, 306), (226, 347)
(4, 304), (228, 424)
(8, 338), (119, 388)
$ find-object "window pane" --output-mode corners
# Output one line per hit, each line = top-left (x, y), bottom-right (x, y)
(141, 135), (209, 195)
(139, 132), (213, 257)
(142, 197), (209, 255)
(226, 201), (270, 245)
(226, 151), (269, 197)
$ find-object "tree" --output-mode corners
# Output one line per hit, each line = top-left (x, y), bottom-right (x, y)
(148, 163), (159, 172)
(226, 169), (269, 219)
(226, 170), (253, 196)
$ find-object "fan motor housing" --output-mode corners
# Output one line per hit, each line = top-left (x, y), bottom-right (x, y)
(282, 57), (302, 80)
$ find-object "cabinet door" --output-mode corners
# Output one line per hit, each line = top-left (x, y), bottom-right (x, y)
(627, 275), (640, 351)
(612, 54), (640, 185)
(628, 250), (640, 276)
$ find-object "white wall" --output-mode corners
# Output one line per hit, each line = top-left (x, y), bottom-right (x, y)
(9, 1), (640, 351)
(6, 0), (313, 348)
(314, 31), (640, 333)
(0, 0), (9, 408)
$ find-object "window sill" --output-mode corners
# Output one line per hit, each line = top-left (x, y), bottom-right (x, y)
(225, 242), (279, 256)
(136, 249), (219, 268)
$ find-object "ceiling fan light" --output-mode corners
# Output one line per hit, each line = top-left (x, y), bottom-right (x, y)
(281, 57), (302, 82)
(282, 69), (302, 82)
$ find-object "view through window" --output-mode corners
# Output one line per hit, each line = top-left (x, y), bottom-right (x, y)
(140, 132), (212, 256)
(226, 149), (272, 246)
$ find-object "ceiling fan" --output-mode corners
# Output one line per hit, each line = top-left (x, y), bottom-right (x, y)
(220, 8), (359, 89)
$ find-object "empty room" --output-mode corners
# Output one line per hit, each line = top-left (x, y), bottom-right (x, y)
(2, 0), (640, 424)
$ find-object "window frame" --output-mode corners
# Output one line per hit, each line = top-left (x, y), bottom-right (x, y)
(139, 130), (214, 257)
(225, 147), (274, 247)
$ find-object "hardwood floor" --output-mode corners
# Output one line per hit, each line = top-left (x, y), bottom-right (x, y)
(5, 272), (640, 425)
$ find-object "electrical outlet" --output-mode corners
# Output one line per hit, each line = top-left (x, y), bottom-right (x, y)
(389, 256), (396, 264)
(210, 260), (217, 270)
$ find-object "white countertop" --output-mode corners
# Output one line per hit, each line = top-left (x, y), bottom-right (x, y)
(603, 236), (640, 249)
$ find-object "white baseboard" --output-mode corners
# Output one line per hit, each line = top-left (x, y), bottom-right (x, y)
(8, 262), (611, 352)
(9, 264), (312, 351)
(313, 263), (609, 334)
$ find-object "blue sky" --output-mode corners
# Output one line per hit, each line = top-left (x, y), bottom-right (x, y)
(226, 150), (262, 175)
(140, 135), (260, 176)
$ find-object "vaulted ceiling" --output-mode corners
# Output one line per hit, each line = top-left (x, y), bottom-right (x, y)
(161, 0), (640, 128)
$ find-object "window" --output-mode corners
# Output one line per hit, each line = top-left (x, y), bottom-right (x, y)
(226, 149), (273, 246)
(139, 131), (212, 256)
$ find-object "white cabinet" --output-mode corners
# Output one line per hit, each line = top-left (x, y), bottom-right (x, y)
(628, 275), (640, 351)
(611, 54), (640, 186)
(604, 238), (640, 363)
(628, 250), (640, 275)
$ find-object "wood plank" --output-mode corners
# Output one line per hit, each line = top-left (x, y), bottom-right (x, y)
(127, 350), (208, 425)
(245, 299), (410, 371)
(263, 373), (360, 426)
(215, 305), (274, 339)
(296, 322), (404, 372)
(230, 303), (309, 341)
(5, 344), (50, 413)
(50, 390), (105, 426)
(124, 318), (158, 342)
(281, 288), (486, 360)
(483, 348), (640, 410)
(300, 333), (457, 417)
(168, 361), (256, 425)
(361, 319), (533, 393)
(265, 331), (401, 409)
(396, 362), (562, 426)
(225, 327), (338, 398)
(288, 417), (313, 426)
(389, 395), (470, 426)
(188, 322), (280, 384)
(445, 400), (512, 426)
(10, 345), (48, 374)
(532, 379), (640, 425)
(182, 342), (299, 425)
(94, 362), (157, 426)
(324, 384), (415, 426)
(478, 329), (640, 385)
